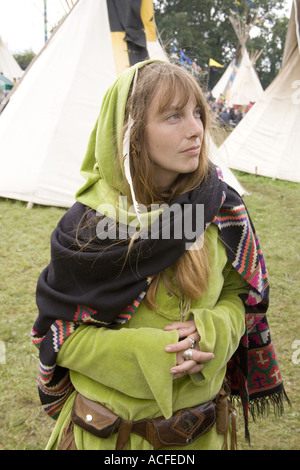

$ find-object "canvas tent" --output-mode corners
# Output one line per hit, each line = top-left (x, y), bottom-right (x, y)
(0, 0), (244, 208)
(0, 35), (23, 82)
(212, 8), (263, 107)
(212, 47), (263, 106)
(217, 0), (300, 183)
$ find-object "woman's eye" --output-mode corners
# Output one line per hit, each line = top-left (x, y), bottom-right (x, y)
(194, 109), (202, 118)
(167, 113), (180, 121)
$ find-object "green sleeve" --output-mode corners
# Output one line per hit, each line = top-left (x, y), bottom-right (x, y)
(191, 263), (248, 383)
(57, 324), (178, 418)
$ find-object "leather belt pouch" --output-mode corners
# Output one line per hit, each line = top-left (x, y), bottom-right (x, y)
(71, 393), (216, 448)
(144, 401), (216, 447)
(71, 393), (121, 438)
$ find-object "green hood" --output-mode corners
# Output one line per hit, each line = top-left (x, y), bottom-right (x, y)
(75, 59), (165, 225)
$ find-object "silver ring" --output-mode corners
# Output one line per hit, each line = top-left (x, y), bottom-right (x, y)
(188, 337), (196, 349)
(183, 348), (193, 361)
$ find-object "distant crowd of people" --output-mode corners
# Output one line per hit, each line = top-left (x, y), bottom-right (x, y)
(205, 91), (254, 128)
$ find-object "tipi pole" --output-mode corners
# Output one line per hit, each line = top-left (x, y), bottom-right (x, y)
(206, 63), (211, 90)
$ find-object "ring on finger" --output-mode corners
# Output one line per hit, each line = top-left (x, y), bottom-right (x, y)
(183, 348), (193, 361)
(188, 337), (196, 349)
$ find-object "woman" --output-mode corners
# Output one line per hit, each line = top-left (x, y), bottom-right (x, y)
(32, 60), (287, 450)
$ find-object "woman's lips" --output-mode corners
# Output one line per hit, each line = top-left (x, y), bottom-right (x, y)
(181, 145), (201, 155)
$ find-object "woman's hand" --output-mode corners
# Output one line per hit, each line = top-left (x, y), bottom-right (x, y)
(164, 321), (214, 379)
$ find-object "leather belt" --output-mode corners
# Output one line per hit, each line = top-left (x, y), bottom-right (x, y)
(71, 393), (217, 450)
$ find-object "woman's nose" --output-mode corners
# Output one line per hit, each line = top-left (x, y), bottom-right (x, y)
(186, 116), (203, 138)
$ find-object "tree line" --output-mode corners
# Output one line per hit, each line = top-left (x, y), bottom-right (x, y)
(153, 0), (290, 89)
(13, 1), (290, 91)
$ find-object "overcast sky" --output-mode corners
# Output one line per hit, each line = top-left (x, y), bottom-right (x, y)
(0, 0), (73, 53)
(0, 0), (295, 55)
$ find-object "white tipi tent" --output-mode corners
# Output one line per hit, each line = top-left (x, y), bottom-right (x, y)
(212, 9), (263, 106)
(0, 35), (23, 82)
(0, 0), (168, 207)
(0, 0), (244, 208)
(212, 47), (263, 107)
(217, 0), (300, 183)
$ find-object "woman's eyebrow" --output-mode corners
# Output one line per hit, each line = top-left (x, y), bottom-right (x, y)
(159, 103), (182, 114)
(159, 102), (201, 115)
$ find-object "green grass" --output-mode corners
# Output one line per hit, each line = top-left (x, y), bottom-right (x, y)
(0, 171), (299, 450)
(233, 172), (300, 450)
(0, 200), (65, 450)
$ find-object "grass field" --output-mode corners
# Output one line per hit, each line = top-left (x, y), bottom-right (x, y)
(0, 171), (299, 450)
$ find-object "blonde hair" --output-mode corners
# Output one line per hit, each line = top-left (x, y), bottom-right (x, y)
(123, 62), (212, 309)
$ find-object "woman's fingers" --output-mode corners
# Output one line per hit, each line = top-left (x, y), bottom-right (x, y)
(164, 320), (197, 339)
(171, 362), (204, 379)
(169, 349), (214, 378)
(182, 349), (214, 364)
(170, 359), (206, 379)
(165, 334), (200, 353)
(164, 320), (213, 379)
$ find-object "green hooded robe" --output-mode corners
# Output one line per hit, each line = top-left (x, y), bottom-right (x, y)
(46, 60), (249, 450)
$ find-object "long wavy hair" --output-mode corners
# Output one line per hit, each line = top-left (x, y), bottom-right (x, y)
(121, 62), (213, 309)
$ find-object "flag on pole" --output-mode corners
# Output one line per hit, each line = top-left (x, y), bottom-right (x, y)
(209, 58), (224, 68)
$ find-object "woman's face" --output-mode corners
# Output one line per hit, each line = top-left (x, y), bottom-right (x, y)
(145, 87), (204, 190)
